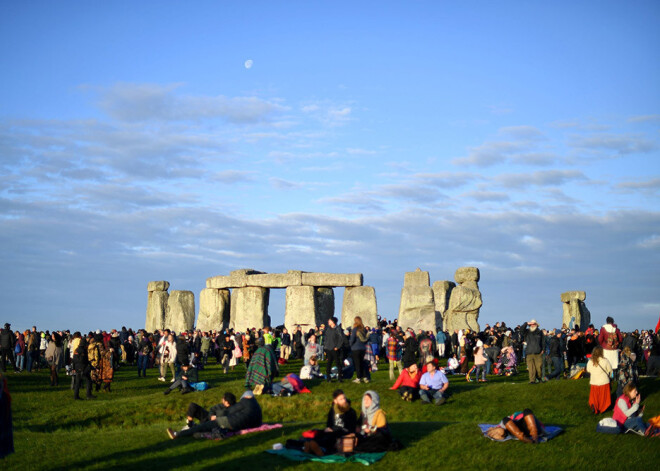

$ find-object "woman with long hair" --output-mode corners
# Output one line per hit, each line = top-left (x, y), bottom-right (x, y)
(45, 333), (63, 387)
(586, 346), (613, 414)
(349, 317), (369, 383)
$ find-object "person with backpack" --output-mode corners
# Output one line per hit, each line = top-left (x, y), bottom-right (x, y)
(598, 316), (622, 370)
(137, 333), (153, 377)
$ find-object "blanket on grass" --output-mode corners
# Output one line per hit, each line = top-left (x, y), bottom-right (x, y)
(195, 423), (282, 441)
(478, 424), (562, 442)
(267, 448), (386, 466)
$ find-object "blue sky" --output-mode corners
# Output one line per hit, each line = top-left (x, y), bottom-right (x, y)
(1, 1), (659, 332)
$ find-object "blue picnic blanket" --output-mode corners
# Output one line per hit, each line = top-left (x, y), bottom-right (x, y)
(478, 424), (563, 442)
(267, 448), (386, 466)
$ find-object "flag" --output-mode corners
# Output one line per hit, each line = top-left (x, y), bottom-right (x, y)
(655, 313), (660, 334)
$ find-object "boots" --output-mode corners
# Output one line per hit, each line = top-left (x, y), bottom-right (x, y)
(524, 414), (539, 443)
(505, 420), (532, 443)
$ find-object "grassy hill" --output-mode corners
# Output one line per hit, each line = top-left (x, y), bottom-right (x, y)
(4, 359), (659, 470)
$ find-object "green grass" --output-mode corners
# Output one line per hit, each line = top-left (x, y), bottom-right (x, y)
(4, 359), (660, 470)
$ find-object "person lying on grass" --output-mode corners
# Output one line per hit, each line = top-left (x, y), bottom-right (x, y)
(389, 361), (421, 401)
(302, 389), (358, 456)
(419, 360), (448, 406)
(486, 409), (545, 443)
(167, 391), (262, 439)
(163, 363), (198, 395)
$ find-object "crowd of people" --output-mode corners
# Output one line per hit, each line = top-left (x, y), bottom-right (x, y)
(1, 313), (659, 459)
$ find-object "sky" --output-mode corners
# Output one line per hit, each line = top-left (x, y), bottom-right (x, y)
(1, 1), (659, 333)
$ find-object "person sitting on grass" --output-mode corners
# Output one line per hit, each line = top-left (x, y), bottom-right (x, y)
(445, 354), (459, 375)
(389, 361), (421, 401)
(245, 339), (278, 395)
(303, 389), (358, 456)
(300, 355), (325, 380)
(613, 383), (649, 435)
(354, 390), (392, 453)
(167, 391), (262, 439)
(164, 363), (198, 395)
(419, 360), (449, 406)
(485, 409), (545, 443)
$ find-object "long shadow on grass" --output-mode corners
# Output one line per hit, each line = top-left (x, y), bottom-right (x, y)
(20, 412), (115, 433)
(48, 423), (316, 471)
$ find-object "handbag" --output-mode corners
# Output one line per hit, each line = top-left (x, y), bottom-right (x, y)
(335, 433), (357, 454)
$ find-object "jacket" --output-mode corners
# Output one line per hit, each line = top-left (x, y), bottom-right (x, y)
(326, 404), (358, 435)
(0, 329), (14, 350)
(324, 326), (343, 351)
(390, 370), (421, 390)
(586, 357), (612, 386)
(522, 323), (544, 355)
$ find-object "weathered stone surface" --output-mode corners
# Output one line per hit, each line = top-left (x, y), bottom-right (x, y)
(206, 269), (265, 289)
(432, 280), (455, 331)
(398, 286), (436, 332)
(561, 291), (590, 331)
(247, 272), (302, 288)
(165, 290), (195, 333)
(560, 291), (586, 303)
(148, 281), (170, 292)
(197, 288), (230, 332)
(404, 268), (430, 287)
(445, 267), (482, 332)
(454, 267), (480, 284)
(315, 287), (335, 327)
(341, 286), (378, 328)
(146, 290), (168, 332)
(284, 286), (316, 333)
(302, 272), (363, 287)
(230, 287), (270, 332)
(206, 275), (234, 289)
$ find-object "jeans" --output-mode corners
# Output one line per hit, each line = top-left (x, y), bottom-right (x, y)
(389, 359), (402, 381)
(16, 354), (25, 371)
(137, 354), (149, 376)
(547, 356), (563, 380)
(485, 359), (492, 375)
(26, 350), (39, 372)
(271, 382), (294, 396)
(623, 416), (646, 433)
(419, 388), (445, 404)
(371, 343), (379, 358)
(472, 364), (486, 381)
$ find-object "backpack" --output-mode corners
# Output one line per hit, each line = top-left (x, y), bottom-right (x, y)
(189, 381), (208, 391)
(605, 331), (619, 349)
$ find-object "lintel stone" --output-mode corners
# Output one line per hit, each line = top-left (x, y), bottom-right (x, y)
(302, 272), (363, 287)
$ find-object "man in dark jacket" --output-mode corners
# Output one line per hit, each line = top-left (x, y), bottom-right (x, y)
(0, 324), (15, 372)
(545, 330), (564, 380)
(72, 339), (94, 400)
(168, 391), (262, 439)
(164, 363), (199, 395)
(323, 317), (343, 382)
(521, 319), (545, 384)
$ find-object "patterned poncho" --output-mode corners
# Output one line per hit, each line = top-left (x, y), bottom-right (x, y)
(245, 345), (278, 389)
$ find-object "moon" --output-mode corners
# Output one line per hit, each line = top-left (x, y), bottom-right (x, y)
(244, 59), (253, 69)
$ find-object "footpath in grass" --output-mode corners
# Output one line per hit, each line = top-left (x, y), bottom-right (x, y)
(4, 359), (660, 470)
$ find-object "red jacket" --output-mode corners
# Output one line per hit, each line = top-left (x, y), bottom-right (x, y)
(390, 370), (421, 390)
(598, 324), (622, 351)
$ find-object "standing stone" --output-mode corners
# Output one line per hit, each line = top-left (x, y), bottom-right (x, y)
(445, 267), (482, 333)
(398, 269), (436, 333)
(284, 286), (316, 333)
(165, 290), (195, 333)
(146, 281), (169, 332)
(432, 280), (456, 331)
(314, 287), (335, 327)
(197, 288), (230, 332)
(341, 286), (378, 328)
(230, 287), (270, 332)
(561, 291), (590, 331)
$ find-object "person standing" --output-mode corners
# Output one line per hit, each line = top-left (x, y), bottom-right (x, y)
(45, 333), (63, 387)
(323, 317), (343, 382)
(72, 339), (94, 400)
(349, 317), (369, 384)
(586, 346), (613, 414)
(598, 316), (622, 371)
(386, 330), (403, 381)
(137, 333), (153, 378)
(280, 328), (291, 361)
(521, 319), (545, 384)
(0, 324), (14, 373)
(293, 326), (305, 360)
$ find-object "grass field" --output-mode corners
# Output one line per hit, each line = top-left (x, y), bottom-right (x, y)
(3, 359), (659, 470)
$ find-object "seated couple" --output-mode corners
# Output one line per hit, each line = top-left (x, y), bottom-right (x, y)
(166, 390), (262, 439)
(293, 389), (395, 456)
(390, 360), (449, 405)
